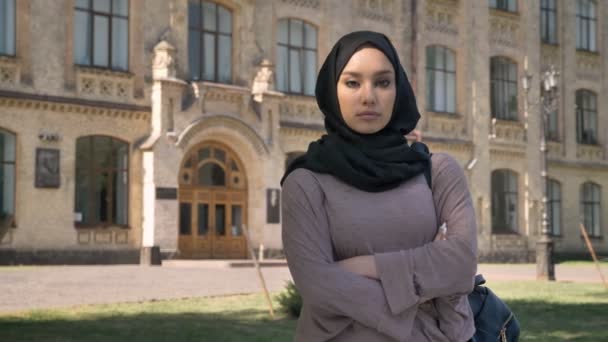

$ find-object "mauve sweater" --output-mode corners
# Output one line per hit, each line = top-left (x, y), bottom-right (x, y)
(281, 153), (477, 342)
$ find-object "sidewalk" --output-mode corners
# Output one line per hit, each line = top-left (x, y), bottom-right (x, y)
(0, 261), (604, 313)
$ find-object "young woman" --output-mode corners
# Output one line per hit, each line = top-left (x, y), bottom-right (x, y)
(280, 31), (477, 341)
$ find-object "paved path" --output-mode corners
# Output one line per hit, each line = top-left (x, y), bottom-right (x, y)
(0, 261), (605, 313)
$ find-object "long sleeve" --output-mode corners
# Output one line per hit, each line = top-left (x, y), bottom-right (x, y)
(372, 153), (477, 339)
(282, 169), (419, 341)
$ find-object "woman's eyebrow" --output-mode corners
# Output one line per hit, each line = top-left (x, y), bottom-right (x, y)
(340, 70), (393, 77)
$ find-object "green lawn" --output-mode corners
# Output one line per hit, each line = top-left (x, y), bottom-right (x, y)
(1, 281), (606, 341)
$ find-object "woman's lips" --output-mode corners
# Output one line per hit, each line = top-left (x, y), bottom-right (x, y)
(356, 111), (381, 120)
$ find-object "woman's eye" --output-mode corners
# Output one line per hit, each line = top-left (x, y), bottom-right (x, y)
(376, 79), (391, 88)
(345, 80), (359, 88)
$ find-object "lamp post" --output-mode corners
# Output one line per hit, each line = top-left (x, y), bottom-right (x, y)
(522, 65), (559, 281)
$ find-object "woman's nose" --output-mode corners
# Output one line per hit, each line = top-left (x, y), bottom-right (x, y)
(361, 83), (376, 105)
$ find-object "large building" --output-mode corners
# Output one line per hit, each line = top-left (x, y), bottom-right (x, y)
(0, 0), (606, 264)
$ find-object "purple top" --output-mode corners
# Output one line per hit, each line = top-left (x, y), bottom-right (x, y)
(281, 153), (477, 341)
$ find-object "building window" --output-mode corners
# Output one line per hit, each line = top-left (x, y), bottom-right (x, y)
(489, 0), (517, 12)
(576, 0), (597, 52)
(276, 18), (317, 96)
(580, 182), (601, 237)
(0, 0), (15, 56)
(491, 170), (519, 234)
(188, 0), (232, 83)
(576, 90), (597, 145)
(0, 128), (16, 228)
(426, 46), (456, 113)
(75, 136), (129, 226)
(540, 0), (557, 44)
(74, 0), (129, 71)
(547, 179), (561, 236)
(490, 57), (518, 121)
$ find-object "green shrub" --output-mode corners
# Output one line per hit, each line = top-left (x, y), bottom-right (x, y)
(276, 280), (302, 318)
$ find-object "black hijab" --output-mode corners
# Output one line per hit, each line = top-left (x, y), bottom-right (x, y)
(280, 31), (431, 192)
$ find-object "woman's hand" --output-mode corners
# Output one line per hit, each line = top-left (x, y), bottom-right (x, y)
(336, 255), (379, 279)
(337, 224), (448, 279)
(434, 223), (447, 241)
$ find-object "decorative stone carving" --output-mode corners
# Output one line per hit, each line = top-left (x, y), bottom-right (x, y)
(576, 144), (604, 162)
(279, 96), (322, 123)
(489, 11), (520, 48)
(0, 57), (18, 85)
(280, 0), (319, 9)
(153, 40), (177, 79)
(76, 67), (134, 100)
(252, 59), (274, 103)
(547, 141), (563, 159)
(426, 113), (466, 139)
(541, 45), (560, 70)
(576, 52), (601, 82)
(491, 120), (526, 148)
(356, 0), (394, 22)
(425, 0), (459, 35)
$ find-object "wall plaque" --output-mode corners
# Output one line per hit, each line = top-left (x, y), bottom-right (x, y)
(35, 148), (60, 188)
(156, 187), (178, 199)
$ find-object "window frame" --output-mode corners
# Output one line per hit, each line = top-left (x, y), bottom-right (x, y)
(580, 182), (601, 238)
(575, 89), (598, 145)
(0, 0), (16, 57)
(546, 178), (562, 236)
(74, 0), (130, 71)
(188, 0), (233, 83)
(74, 135), (130, 228)
(491, 169), (519, 234)
(0, 127), (16, 228)
(490, 56), (519, 121)
(489, 0), (517, 13)
(426, 45), (457, 114)
(576, 0), (598, 52)
(276, 18), (318, 96)
(540, 0), (558, 45)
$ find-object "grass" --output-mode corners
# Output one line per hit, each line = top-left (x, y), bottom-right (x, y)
(0, 281), (607, 341)
(557, 260), (608, 266)
(0, 294), (295, 342)
(489, 281), (608, 341)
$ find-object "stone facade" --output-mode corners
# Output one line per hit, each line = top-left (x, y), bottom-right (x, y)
(0, 0), (607, 264)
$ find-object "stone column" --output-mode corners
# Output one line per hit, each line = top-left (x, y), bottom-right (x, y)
(139, 41), (187, 265)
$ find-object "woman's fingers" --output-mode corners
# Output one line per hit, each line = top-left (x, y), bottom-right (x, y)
(434, 223), (447, 241)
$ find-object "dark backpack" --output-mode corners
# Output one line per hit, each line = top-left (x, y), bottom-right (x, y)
(413, 143), (521, 341)
(468, 275), (520, 341)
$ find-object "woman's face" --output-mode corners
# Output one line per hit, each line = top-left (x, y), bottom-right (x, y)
(337, 47), (396, 134)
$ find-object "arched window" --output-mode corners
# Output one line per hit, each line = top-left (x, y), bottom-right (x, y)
(0, 128), (16, 228)
(180, 144), (245, 190)
(276, 18), (317, 96)
(576, 0), (597, 52)
(580, 182), (601, 237)
(188, 0), (233, 83)
(426, 45), (456, 113)
(75, 136), (129, 226)
(491, 170), (519, 233)
(576, 89), (597, 145)
(198, 162), (226, 186)
(547, 179), (561, 236)
(490, 57), (518, 121)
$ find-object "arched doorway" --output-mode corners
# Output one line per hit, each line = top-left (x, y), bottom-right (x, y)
(178, 142), (247, 259)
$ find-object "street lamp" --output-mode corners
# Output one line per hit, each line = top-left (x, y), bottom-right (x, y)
(522, 65), (559, 281)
